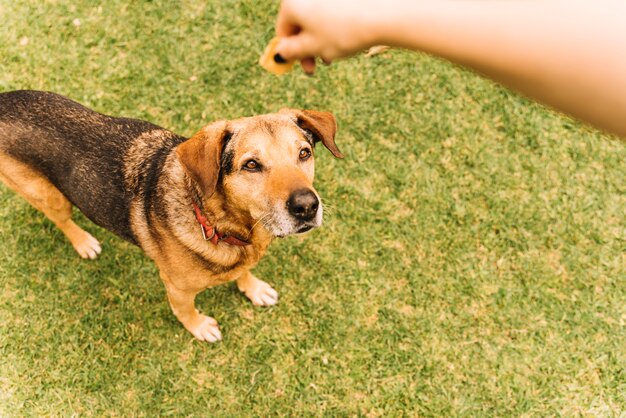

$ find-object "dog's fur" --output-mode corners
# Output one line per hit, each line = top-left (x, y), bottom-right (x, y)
(0, 90), (342, 342)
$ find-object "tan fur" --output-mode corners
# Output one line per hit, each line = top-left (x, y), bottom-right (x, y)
(0, 151), (101, 259)
(176, 121), (229, 197)
(140, 113), (321, 342)
(1, 107), (341, 343)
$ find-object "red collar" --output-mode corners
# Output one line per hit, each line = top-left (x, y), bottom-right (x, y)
(192, 203), (251, 247)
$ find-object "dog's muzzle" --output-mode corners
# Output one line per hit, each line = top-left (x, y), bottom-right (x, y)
(270, 189), (322, 237)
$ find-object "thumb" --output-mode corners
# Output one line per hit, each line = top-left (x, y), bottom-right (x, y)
(276, 34), (318, 61)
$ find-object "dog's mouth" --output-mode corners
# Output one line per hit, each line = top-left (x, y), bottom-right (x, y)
(295, 224), (314, 234)
(266, 197), (323, 238)
(274, 223), (316, 238)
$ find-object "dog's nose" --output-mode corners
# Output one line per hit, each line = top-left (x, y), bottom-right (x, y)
(287, 189), (319, 221)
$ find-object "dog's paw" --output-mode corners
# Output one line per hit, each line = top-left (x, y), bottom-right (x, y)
(239, 278), (279, 307)
(189, 315), (222, 343)
(72, 231), (102, 260)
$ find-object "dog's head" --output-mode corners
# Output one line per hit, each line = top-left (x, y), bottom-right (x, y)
(176, 109), (343, 238)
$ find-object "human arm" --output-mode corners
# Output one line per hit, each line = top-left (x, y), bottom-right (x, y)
(275, 0), (626, 137)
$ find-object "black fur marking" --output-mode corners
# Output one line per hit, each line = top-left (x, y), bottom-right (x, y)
(220, 149), (235, 176)
(295, 117), (319, 146)
(0, 90), (175, 244)
(142, 145), (175, 230)
(299, 127), (316, 148)
(222, 131), (233, 149)
(220, 132), (235, 176)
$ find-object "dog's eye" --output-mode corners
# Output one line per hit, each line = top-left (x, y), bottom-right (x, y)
(243, 159), (261, 172)
(299, 148), (312, 161)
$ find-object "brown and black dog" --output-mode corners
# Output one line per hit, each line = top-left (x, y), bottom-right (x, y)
(0, 90), (342, 342)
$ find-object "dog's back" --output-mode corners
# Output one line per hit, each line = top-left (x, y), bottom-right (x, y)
(0, 92), (343, 342)
(0, 90), (169, 242)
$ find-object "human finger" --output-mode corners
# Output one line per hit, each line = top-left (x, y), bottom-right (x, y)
(276, 33), (318, 61)
(300, 57), (316, 75)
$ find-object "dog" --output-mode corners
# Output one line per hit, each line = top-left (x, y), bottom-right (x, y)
(0, 90), (343, 342)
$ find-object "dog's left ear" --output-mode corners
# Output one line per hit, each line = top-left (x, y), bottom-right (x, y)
(176, 120), (230, 197)
(281, 109), (344, 158)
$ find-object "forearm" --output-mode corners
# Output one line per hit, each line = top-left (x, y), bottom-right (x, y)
(371, 0), (626, 137)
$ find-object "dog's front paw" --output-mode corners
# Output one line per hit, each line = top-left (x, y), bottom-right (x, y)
(188, 315), (222, 343)
(238, 277), (279, 307)
(72, 231), (102, 260)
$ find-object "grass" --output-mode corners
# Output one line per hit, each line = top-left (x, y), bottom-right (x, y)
(1, 0), (625, 416)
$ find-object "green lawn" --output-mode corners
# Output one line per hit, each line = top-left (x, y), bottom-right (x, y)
(1, 1), (625, 416)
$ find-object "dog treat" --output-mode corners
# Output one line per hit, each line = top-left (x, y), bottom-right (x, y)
(259, 37), (295, 75)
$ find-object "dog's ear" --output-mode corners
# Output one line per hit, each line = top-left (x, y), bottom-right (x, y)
(176, 120), (230, 197)
(281, 109), (344, 158)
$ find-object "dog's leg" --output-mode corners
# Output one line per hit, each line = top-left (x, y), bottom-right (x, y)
(0, 154), (101, 259)
(161, 273), (222, 343)
(236, 271), (279, 306)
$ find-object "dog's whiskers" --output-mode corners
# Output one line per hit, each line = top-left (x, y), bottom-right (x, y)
(322, 202), (336, 216)
(246, 212), (273, 239)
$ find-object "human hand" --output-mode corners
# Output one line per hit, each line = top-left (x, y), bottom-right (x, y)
(275, 0), (381, 74)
